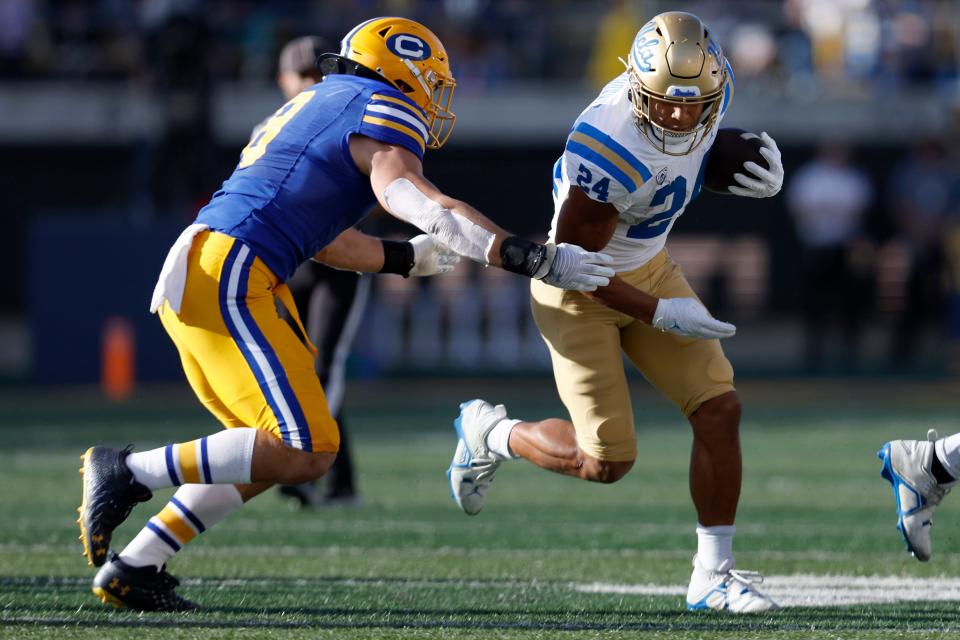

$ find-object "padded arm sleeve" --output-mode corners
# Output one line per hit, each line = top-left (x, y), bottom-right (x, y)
(382, 178), (495, 264)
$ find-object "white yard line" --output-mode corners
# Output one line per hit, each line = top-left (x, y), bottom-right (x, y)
(8, 570), (960, 608)
(576, 574), (960, 607)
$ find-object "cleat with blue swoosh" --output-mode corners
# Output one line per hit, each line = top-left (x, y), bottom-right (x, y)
(877, 430), (955, 562)
(446, 399), (506, 516)
(686, 555), (778, 613)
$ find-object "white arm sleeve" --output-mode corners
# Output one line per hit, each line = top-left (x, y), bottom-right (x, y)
(382, 178), (495, 264)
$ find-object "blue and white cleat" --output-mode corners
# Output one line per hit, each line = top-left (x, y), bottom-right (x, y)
(446, 399), (507, 516)
(878, 430), (954, 562)
(686, 555), (779, 613)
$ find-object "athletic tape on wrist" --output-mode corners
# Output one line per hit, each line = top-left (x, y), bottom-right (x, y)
(379, 239), (415, 277)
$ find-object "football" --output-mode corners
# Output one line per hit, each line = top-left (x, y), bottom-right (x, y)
(703, 128), (768, 194)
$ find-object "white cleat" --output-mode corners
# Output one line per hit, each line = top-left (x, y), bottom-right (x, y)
(686, 555), (779, 613)
(878, 430), (954, 561)
(446, 399), (507, 516)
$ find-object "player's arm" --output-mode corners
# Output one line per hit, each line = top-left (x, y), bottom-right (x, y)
(556, 187), (657, 323)
(557, 186), (736, 339)
(313, 226), (459, 277)
(349, 134), (613, 292)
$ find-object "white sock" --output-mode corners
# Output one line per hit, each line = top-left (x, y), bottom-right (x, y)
(486, 419), (521, 460)
(935, 433), (960, 482)
(126, 428), (257, 490)
(120, 484), (244, 569)
(696, 523), (736, 572)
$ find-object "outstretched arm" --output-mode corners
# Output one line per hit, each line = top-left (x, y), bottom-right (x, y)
(313, 227), (458, 277)
(349, 134), (614, 292)
(557, 186), (736, 339)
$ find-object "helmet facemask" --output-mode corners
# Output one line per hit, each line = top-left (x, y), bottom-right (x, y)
(627, 68), (724, 156)
(402, 59), (456, 149)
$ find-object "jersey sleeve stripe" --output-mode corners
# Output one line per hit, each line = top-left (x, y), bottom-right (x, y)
(370, 93), (429, 124)
(366, 103), (428, 138)
(552, 157), (561, 195)
(567, 133), (641, 192)
(361, 115), (426, 152)
(574, 122), (652, 182)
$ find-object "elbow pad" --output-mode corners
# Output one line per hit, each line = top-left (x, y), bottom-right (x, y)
(382, 178), (494, 264)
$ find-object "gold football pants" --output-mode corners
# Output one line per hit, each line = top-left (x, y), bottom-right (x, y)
(531, 249), (734, 462)
(159, 230), (338, 453)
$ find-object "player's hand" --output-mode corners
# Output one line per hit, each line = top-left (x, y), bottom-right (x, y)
(539, 242), (615, 292)
(653, 297), (736, 339)
(408, 234), (460, 276)
(729, 132), (783, 199)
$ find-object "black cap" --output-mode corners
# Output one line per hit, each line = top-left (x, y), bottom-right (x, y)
(278, 36), (326, 75)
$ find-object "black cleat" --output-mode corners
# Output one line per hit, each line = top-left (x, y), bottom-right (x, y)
(92, 553), (199, 612)
(78, 446), (152, 567)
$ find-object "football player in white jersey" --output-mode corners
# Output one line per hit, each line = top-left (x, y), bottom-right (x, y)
(447, 12), (784, 613)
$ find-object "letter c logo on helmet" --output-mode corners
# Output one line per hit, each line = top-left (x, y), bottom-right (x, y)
(386, 33), (432, 61)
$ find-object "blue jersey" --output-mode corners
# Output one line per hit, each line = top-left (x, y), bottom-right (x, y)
(195, 75), (429, 281)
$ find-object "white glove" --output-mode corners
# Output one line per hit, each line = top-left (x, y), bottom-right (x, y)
(537, 242), (615, 292)
(653, 297), (736, 339)
(408, 234), (460, 276)
(729, 131), (783, 199)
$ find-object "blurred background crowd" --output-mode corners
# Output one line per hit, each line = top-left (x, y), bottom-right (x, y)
(3, 0), (960, 386)
(1, 0), (957, 89)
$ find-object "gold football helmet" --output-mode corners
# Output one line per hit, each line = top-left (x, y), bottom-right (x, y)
(626, 11), (728, 155)
(340, 17), (456, 149)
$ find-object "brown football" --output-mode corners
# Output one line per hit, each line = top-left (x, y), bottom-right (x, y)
(703, 128), (768, 194)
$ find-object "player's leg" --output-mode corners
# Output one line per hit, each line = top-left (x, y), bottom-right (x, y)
(278, 263), (366, 507)
(878, 429), (960, 561)
(93, 480), (276, 612)
(82, 233), (339, 608)
(316, 270), (368, 502)
(620, 252), (774, 612)
(447, 277), (636, 515)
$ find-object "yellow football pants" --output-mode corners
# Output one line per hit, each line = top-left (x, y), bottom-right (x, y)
(159, 230), (339, 453)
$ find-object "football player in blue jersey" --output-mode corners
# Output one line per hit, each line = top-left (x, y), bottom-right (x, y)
(77, 16), (614, 611)
(447, 12), (784, 613)
(268, 36), (367, 509)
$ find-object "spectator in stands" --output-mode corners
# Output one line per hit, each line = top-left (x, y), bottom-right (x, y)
(787, 142), (874, 372)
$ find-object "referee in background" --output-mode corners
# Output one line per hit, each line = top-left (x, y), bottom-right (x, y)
(257, 36), (365, 507)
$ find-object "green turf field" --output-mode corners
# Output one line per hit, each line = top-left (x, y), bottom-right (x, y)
(2, 379), (960, 638)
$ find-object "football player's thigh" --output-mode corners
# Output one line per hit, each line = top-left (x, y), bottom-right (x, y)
(531, 280), (636, 462)
(621, 263), (734, 417)
(242, 290), (339, 453)
(160, 307), (243, 428)
(163, 272), (337, 453)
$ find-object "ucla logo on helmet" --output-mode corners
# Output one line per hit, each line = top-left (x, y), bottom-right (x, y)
(386, 33), (432, 61)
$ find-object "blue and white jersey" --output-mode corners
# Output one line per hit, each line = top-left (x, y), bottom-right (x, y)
(196, 75), (429, 282)
(550, 71), (733, 272)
